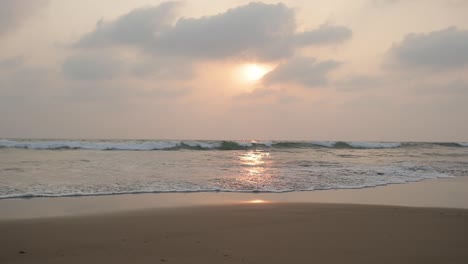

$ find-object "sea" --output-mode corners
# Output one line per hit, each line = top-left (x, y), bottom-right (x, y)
(1, 139), (467, 199)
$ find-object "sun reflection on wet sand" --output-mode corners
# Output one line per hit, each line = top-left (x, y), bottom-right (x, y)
(245, 199), (270, 204)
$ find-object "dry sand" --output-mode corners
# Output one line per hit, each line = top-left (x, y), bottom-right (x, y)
(1, 202), (468, 264)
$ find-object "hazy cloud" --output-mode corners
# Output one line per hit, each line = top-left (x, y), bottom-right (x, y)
(413, 80), (468, 95)
(74, 2), (352, 61)
(131, 57), (193, 80)
(62, 53), (122, 81)
(263, 57), (340, 87)
(294, 24), (352, 46)
(0, 0), (49, 36)
(335, 75), (387, 91)
(75, 2), (180, 48)
(0, 55), (26, 70)
(152, 2), (296, 61)
(388, 27), (468, 69)
(2, 0), (468, 140)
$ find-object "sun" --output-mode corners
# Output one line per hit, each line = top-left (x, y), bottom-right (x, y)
(241, 64), (271, 82)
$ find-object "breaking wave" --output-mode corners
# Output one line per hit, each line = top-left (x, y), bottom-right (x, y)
(0, 139), (467, 151)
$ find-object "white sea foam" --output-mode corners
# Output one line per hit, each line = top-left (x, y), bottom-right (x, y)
(347, 142), (402, 149)
(183, 141), (221, 149)
(310, 141), (337, 148)
(0, 139), (465, 150)
(258, 141), (274, 147)
(0, 171), (456, 200)
(0, 139), (16, 148)
(236, 141), (253, 147)
(0, 139), (181, 150)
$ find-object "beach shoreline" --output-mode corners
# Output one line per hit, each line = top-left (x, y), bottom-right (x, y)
(2, 177), (468, 263)
(1, 176), (468, 220)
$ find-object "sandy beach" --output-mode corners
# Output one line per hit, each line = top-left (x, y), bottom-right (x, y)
(2, 177), (468, 264)
(1, 202), (468, 264)
(2, 0), (467, 262)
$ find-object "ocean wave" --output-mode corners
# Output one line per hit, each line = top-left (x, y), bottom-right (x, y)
(346, 142), (402, 148)
(1, 139), (467, 151)
(0, 174), (456, 200)
(308, 141), (402, 149)
(309, 141), (337, 148)
(0, 139), (181, 150)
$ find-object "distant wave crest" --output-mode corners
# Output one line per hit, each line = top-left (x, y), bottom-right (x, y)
(0, 139), (467, 151)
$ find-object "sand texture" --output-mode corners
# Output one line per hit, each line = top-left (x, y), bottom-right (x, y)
(1, 203), (468, 264)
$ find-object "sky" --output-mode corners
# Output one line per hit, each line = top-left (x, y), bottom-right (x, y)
(0, 0), (467, 141)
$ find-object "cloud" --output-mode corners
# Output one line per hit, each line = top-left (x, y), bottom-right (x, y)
(294, 24), (352, 46)
(74, 2), (352, 61)
(63, 52), (192, 81)
(151, 2), (296, 61)
(0, 0), (49, 36)
(131, 57), (193, 80)
(62, 53), (122, 81)
(335, 75), (387, 91)
(0, 55), (26, 70)
(413, 79), (468, 95)
(75, 2), (180, 48)
(263, 57), (340, 87)
(388, 27), (468, 69)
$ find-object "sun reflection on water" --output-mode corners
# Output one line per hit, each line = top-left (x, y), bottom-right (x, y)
(236, 150), (273, 191)
(240, 151), (269, 166)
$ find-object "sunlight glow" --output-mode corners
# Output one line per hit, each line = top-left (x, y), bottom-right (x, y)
(236, 150), (274, 192)
(240, 151), (267, 166)
(246, 199), (269, 204)
(241, 64), (271, 82)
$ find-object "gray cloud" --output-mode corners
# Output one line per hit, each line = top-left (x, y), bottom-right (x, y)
(334, 75), (387, 91)
(0, 55), (26, 70)
(76, 2), (179, 48)
(388, 27), (468, 69)
(413, 80), (468, 95)
(63, 82), (190, 104)
(263, 57), (340, 87)
(235, 86), (302, 105)
(0, 0), (49, 36)
(151, 2), (296, 61)
(63, 53), (192, 81)
(294, 24), (352, 46)
(131, 57), (193, 80)
(74, 2), (352, 61)
(62, 53), (122, 81)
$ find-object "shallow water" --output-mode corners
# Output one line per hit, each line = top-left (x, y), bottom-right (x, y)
(1, 139), (467, 199)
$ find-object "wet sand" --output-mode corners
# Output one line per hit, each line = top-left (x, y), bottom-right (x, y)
(1, 202), (468, 264)
(2, 177), (468, 263)
(2, 176), (468, 220)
